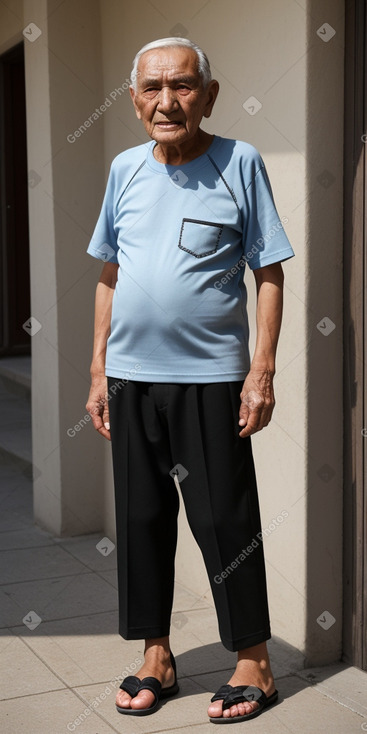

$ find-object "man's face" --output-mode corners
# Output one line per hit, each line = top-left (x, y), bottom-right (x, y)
(130, 46), (218, 146)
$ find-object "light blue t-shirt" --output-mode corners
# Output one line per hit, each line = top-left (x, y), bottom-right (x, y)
(87, 135), (295, 383)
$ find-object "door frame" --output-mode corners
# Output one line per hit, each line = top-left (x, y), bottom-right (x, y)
(343, 0), (367, 670)
(0, 41), (30, 355)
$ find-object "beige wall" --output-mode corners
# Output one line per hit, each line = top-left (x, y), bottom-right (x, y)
(22, 0), (106, 534)
(0, 0), (344, 665)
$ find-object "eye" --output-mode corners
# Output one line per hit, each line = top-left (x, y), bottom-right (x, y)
(143, 88), (160, 98)
(176, 84), (191, 94)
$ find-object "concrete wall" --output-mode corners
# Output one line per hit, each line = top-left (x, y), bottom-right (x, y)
(0, 0), (345, 665)
(303, 0), (344, 665)
(0, 1), (23, 52)
(22, 0), (106, 534)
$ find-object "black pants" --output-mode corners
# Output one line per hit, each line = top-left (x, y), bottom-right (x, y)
(108, 378), (271, 652)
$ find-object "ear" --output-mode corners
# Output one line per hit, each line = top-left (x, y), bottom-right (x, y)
(129, 86), (142, 120)
(203, 79), (219, 119)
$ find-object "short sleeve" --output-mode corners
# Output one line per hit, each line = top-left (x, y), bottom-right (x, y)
(243, 161), (295, 270)
(87, 163), (119, 263)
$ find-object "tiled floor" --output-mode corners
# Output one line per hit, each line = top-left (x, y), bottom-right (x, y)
(0, 459), (367, 733)
(0, 364), (32, 466)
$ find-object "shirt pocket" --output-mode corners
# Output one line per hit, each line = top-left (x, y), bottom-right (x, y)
(178, 218), (223, 258)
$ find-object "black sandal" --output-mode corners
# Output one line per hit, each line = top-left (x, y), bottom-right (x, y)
(116, 650), (179, 716)
(209, 684), (278, 724)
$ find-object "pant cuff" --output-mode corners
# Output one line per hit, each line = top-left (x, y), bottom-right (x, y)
(220, 626), (271, 652)
(119, 624), (171, 640)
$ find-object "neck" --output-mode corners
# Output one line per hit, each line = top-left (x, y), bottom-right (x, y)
(153, 129), (214, 165)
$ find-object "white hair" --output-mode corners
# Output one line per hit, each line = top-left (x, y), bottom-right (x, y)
(130, 37), (212, 90)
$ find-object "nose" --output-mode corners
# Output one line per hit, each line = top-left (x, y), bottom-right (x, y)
(157, 85), (179, 113)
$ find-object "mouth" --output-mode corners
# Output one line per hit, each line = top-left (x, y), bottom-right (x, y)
(154, 121), (183, 129)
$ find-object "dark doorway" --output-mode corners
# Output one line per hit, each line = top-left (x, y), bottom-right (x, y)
(343, 0), (367, 670)
(0, 42), (31, 355)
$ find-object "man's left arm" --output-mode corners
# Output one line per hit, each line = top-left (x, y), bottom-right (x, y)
(239, 261), (284, 438)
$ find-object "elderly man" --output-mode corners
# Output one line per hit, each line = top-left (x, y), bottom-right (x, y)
(86, 37), (294, 724)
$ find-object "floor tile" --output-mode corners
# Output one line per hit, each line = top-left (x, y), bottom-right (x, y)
(168, 607), (236, 675)
(99, 569), (118, 589)
(0, 478), (32, 511)
(0, 545), (91, 584)
(9, 612), (134, 687)
(267, 635), (305, 677)
(0, 356), (31, 388)
(273, 674), (367, 734)
(0, 689), (117, 734)
(0, 527), (54, 550)
(0, 426), (32, 463)
(184, 672), (367, 733)
(0, 508), (34, 532)
(54, 534), (117, 571)
(0, 572), (117, 627)
(172, 581), (212, 614)
(0, 630), (65, 700)
(296, 663), (367, 716)
(75, 675), (210, 733)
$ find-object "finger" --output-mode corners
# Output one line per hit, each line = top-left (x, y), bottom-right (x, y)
(240, 401), (274, 436)
(238, 399), (249, 426)
(261, 409), (273, 429)
(87, 401), (109, 436)
(97, 425), (111, 441)
(239, 408), (262, 437)
(93, 406), (111, 440)
(88, 406), (104, 431)
(239, 389), (263, 427)
(102, 398), (110, 432)
(257, 400), (275, 430)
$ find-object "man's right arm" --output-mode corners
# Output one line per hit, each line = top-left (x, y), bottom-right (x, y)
(86, 262), (119, 441)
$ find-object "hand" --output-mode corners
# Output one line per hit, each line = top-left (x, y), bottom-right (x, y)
(86, 374), (111, 441)
(238, 369), (275, 438)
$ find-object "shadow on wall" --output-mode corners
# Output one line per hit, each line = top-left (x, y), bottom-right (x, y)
(341, 0), (366, 670)
(305, 2), (345, 666)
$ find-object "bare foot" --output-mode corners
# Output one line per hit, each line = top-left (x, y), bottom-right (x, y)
(208, 642), (276, 721)
(116, 643), (175, 711)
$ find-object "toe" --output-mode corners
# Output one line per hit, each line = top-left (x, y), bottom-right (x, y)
(227, 703), (240, 718)
(229, 700), (259, 717)
(207, 700), (224, 718)
(208, 699), (260, 720)
(130, 689), (156, 710)
(116, 690), (132, 709)
(244, 700), (260, 715)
